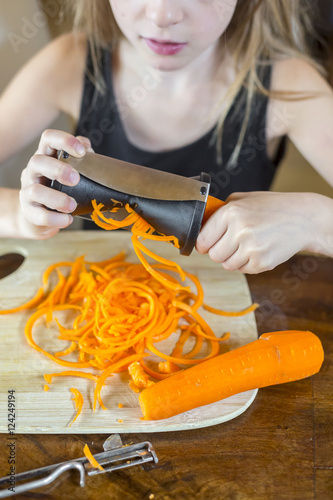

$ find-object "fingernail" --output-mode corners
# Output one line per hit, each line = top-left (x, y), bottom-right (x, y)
(70, 170), (80, 184)
(75, 143), (86, 155)
(69, 198), (77, 212)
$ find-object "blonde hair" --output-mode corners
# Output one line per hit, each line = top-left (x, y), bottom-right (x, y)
(67, 0), (325, 165)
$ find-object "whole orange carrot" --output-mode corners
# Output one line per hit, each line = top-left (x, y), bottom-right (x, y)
(139, 330), (324, 420)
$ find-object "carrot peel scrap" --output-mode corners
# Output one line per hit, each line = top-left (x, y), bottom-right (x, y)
(83, 444), (105, 471)
(69, 387), (84, 426)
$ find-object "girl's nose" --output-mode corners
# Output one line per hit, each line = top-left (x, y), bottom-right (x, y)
(146, 0), (184, 28)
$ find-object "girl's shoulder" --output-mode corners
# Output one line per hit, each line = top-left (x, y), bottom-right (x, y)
(35, 31), (87, 63)
(33, 32), (88, 118)
(271, 57), (329, 93)
(267, 57), (332, 140)
(0, 33), (88, 163)
(11, 32), (88, 120)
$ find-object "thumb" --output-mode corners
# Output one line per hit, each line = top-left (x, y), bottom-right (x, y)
(76, 136), (95, 153)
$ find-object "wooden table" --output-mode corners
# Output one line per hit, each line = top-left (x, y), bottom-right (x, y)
(0, 252), (332, 500)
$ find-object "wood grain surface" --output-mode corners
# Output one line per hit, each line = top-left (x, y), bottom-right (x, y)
(0, 242), (331, 500)
(0, 232), (258, 434)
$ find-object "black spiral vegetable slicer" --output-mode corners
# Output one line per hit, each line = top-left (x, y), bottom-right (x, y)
(51, 150), (211, 256)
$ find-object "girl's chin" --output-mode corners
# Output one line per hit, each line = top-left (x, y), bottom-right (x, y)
(142, 52), (192, 72)
(149, 60), (187, 72)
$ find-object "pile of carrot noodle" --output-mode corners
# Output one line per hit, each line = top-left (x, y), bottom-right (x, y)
(0, 200), (258, 425)
(90, 199), (187, 292)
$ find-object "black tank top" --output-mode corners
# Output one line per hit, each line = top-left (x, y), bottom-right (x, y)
(75, 46), (285, 228)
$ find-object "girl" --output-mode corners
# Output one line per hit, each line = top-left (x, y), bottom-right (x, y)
(1, 0), (333, 273)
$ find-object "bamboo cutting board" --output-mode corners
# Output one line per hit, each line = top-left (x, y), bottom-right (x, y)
(0, 231), (258, 433)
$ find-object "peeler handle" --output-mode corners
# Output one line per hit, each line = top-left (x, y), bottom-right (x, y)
(0, 462), (85, 498)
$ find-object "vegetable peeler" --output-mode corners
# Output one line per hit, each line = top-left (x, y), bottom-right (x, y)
(0, 434), (158, 498)
(51, 151), (224, 256)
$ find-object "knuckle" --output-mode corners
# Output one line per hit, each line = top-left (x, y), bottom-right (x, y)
(57, 162), (73, 184)
(27, 182), (40, 200)
(27, 155), (37, 169)
(58, 194), (73, 213)
(28, 153), (44, 171)
(41, 129), (53, 142)
(208, 246), (222, 263)
(25, 207), (46, 227)
(20, 168), (28, 185)
(222, 262), (236, 271)
(19, 188), (26, 206)
(248, 257), (267, 274)
(226, 192), (241, 202)
(239, 226), (253, 241)
(196, 232), (207, 252)
(196, 230), (215, 254)
(35, 211), (48, 227)
(225, 204), (241, 220)
(261, 259), (275, 272)
(23, 184), (34, 202)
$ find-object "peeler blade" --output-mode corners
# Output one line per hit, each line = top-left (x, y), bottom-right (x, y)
(57, 151), (209, 203)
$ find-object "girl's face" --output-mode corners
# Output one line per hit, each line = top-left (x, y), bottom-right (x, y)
(109, 0), (237, 71)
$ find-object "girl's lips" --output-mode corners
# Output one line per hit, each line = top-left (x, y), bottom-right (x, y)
(143, 37), (187, 56)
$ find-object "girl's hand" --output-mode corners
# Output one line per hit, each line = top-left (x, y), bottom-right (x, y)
(196, 191), (321, 274)
(19, 130), (93, 239)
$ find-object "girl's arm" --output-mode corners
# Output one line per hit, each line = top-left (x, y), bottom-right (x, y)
(0, 189), (22, 238)
(197, 59), (333, 273)
(0, 33), (87, 238)
(271, 58), (333, 187)
(0, 33), (85, 165)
